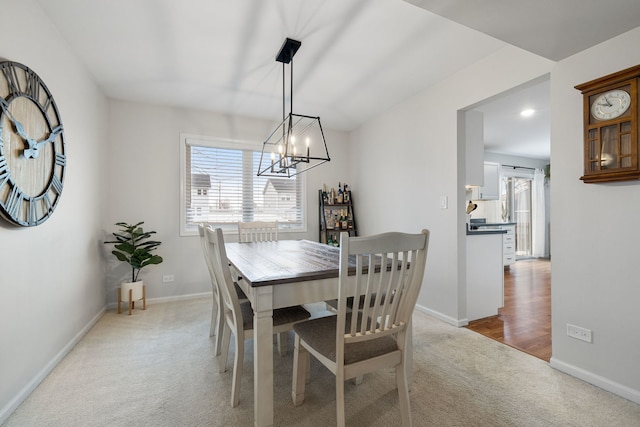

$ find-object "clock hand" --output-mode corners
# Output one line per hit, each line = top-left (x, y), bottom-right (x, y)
(12, 118), (35, 144)
(11, 118), (41, 159)
(0, 98), (40, 153)
(599, 96), (613, 107)
(24, 125), (63, 159)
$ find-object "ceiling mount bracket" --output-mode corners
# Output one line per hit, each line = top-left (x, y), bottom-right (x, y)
(275, 38), (301, 64)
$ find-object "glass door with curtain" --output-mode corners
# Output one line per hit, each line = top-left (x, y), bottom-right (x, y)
(501, 173), (533, 258)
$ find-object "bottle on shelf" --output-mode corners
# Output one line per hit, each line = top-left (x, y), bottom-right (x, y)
(326, 212), (334, 229)
(343, 184), (349, 203)
(337, 182), (344, 204)
(330, 187), (336, 205)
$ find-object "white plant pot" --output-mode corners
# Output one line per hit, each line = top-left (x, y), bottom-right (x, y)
(118, 280), (146, 315)
(121, 280), (144, 301)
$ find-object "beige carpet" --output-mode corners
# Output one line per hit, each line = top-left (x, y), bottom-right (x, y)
(4, 298), (640, 426)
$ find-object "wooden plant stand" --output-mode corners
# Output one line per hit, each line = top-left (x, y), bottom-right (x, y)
(117, 284), (146, 315)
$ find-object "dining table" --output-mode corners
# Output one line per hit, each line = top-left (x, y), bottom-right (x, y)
(224, 238), (414, 427)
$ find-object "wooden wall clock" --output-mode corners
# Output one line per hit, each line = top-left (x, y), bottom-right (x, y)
(0, 61), (66, 226)
(575, 65), (640, 183)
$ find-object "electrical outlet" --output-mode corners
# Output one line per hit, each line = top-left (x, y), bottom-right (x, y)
(162, 274), (175, 283)
(567, 323), (592, 343)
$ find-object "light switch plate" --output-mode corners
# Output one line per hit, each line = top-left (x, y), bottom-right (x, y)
(440, 196), (448, 209)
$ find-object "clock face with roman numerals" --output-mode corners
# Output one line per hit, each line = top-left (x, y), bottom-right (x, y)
(0, 61), (66, 226)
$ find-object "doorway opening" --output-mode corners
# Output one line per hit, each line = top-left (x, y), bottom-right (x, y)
(462, 75), (551, 360)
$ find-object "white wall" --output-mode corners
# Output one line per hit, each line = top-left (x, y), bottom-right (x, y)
(0, 0), (108, 421)
(105, 100), (352, 304)
(550, 26), (640, 403)
(484, 152), (549, 170)
(352, 26), (640, 403)
(351, 45), (554, 325)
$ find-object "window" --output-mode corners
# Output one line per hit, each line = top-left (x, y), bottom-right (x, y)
(180, 134), (305, 235)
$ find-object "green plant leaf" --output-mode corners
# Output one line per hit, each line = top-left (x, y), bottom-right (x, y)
(112, 251), (129, 262)
(105, 221), (163, 282)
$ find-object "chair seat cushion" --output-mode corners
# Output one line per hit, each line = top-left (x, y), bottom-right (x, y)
(293, 314), (398, 365)
(240, 302), (310, 331)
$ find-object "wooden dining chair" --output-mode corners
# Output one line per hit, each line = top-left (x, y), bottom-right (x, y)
(291, 230), (429, 427)
(236, 220), (292, 355)
(205, 225), (311, 407)
(237, 221), (278, 242)
(197, 224), (249, 352)
(197, 223), (224, 355)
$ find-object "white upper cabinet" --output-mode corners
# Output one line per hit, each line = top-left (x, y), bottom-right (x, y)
(472, 162), (500, 200)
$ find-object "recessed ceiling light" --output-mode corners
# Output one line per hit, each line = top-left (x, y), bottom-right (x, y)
(520, 108), (535, 117)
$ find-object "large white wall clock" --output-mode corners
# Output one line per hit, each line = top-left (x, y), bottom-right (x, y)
(0, 61), (66, 226)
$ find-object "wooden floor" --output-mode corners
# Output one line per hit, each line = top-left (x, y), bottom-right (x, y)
(466, 258), (551, 362)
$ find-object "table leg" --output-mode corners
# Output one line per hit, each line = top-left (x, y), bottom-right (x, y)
(253, 286), (274, 427)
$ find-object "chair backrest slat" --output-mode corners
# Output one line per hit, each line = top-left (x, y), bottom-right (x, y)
(237, 221), (278, 243)
(379, 252), (399, 329)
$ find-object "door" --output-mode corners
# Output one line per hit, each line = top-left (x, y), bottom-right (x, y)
(501, 176), (532, 258)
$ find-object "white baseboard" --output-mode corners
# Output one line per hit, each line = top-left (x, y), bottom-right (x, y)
(415, 303), (469, 327)
(550, 357), (640, 405)
(106, 291), (213, 310)
(0, 307), (106, 425)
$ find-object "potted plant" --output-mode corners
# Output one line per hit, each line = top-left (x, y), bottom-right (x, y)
(104, 221), (163, 314)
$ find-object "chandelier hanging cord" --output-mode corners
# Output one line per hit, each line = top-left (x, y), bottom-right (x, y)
(282, 47), (295, 160)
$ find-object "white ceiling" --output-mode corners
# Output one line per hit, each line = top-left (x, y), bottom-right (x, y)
(473, 78), (551, 160)
(34, 0), (640, 160)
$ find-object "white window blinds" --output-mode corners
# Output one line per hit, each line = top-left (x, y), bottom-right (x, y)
(180, 135), (305, 235)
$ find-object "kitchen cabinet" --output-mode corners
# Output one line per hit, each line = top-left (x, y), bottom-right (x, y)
(467, 233), (504, 321)
(469, 220), (516, 267)
(472, 162), (500, 200)
(502, 224), (516, 266)
(318, 189), (357, 246)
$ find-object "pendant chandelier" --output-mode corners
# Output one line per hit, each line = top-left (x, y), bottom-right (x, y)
(257, 38), (330, 177)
